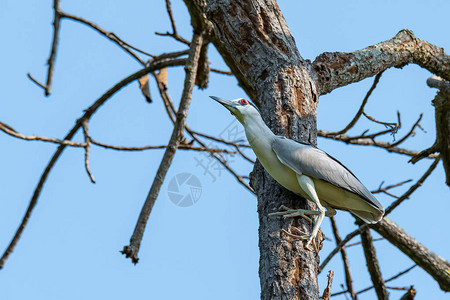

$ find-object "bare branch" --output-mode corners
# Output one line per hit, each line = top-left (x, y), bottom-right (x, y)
(234, 145), (255, 164)
(121, 32), (204, 264)
(0, 120), (234, 155)
(389, 114), (423, 148)
(328, 72), (383, 135)
(91, 138), (235, 154)
(345, 237), (384, 249)
(28, 0), (62, 96)
(195, 41), (210, 89)
(399, 286), (416, 300)
(0, 57), (186, 270)
(371, 180), (413, 195)
(0, 121), (85, 147)
(362, 111), (399, 133)
(331, 265), (417, 297)
(210, 68), (233, 75)
(318, 130), (438, 159)
(60, 12), (149, 65)
(190, 131), (250, 148)
(153, 49), (189, 61)
(165, 0), (178, 36)
(410, 77), (449, 186)
(385, 157), (440, 215)
(155, 0), (190, 45)
(330, 217), (357, 300)
(427, 75), (450, 93)
(82, 120), (96, 183)
(360, 227), (389, 300)
(319, 227), (363, 273)
(314, 29), (450, 95)
(321, 270), (335, 300)
(371, 218), (450, 292)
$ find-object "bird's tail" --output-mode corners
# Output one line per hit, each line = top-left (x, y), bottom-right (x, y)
(349, 209), (384, 224)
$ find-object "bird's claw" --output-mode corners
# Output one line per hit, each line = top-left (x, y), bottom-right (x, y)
(281, 228), (318, 253)
(268, 205), (315, 224)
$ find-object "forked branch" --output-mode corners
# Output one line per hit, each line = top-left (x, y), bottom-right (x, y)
(121, 32), (204, 264)
(314, 29), (450, 95)
(0, 57), (186, 270)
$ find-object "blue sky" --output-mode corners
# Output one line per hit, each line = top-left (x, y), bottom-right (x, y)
(0, 0), (449, 299)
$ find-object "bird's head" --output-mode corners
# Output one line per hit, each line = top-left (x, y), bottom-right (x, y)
(209, 96), (262, 125)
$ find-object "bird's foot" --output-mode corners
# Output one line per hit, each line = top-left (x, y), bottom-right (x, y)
(281, 227), (318, 252)
(268, 205), (320, 224)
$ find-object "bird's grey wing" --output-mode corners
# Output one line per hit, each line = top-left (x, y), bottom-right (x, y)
(272, 136), (383, 211)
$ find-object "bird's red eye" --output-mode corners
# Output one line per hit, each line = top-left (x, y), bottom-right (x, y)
(240, 99), (248, 105)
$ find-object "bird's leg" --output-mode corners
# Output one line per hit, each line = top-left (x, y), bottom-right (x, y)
(324, 206), (336, 217)
(268, 175), (326, 248)
(268, 205), (316, 224)
(295, 174), (326, 247)
(269, 204), (335, 220)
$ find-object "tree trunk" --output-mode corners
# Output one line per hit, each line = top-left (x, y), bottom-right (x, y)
(184, 1), (321, 299)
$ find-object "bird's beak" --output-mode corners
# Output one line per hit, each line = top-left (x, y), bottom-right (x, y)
(209, 96), (236, 109)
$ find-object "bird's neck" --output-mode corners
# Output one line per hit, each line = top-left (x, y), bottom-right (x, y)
(243, 115), (275, 149)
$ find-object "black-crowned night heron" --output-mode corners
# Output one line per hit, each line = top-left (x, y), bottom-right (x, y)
(210, 96), (384, 246)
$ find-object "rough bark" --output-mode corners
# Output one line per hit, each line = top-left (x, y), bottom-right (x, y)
(185, 1), (320, 299)
(371, 218), (450, 292)
(428, 77), (450, 186)
(184, 1), (450, 299)
(312, 29), (450, 95)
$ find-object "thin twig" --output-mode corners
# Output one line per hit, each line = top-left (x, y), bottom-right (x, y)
(121, 32), (204, 264)
(91, 138), (235, 154)
(0, 121), (234, 154)
(210, 68), (233, 75)
(318, 130), (438, 159)
(0, 57), (186, 270)
(345, 237), (384, 249)
(60, 12), (148, 65)
(27, 0), (62, 95)
(371, 180), (413, 194)
(328, 73), (383, 135)
(234, 145), (255, 164)
(385, 157), (440, 215)
(165, 0), (177, 36)
(389, 114), (423, 148)
(153, 49), (189, 61)
(155, 0), (190, 45)
(331, 265), (417, 297)
(319, 227), (365, 273)
(191, 130), (250, 148)
(386, 286), (410, 291)
(330, 217), (357, 300)
(362, 111), (399, 133)
(371, 179), (413, 199)
(322, 270), (335, 300)
(0, 121), (85, 147)
(82, 120), (96, 183)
